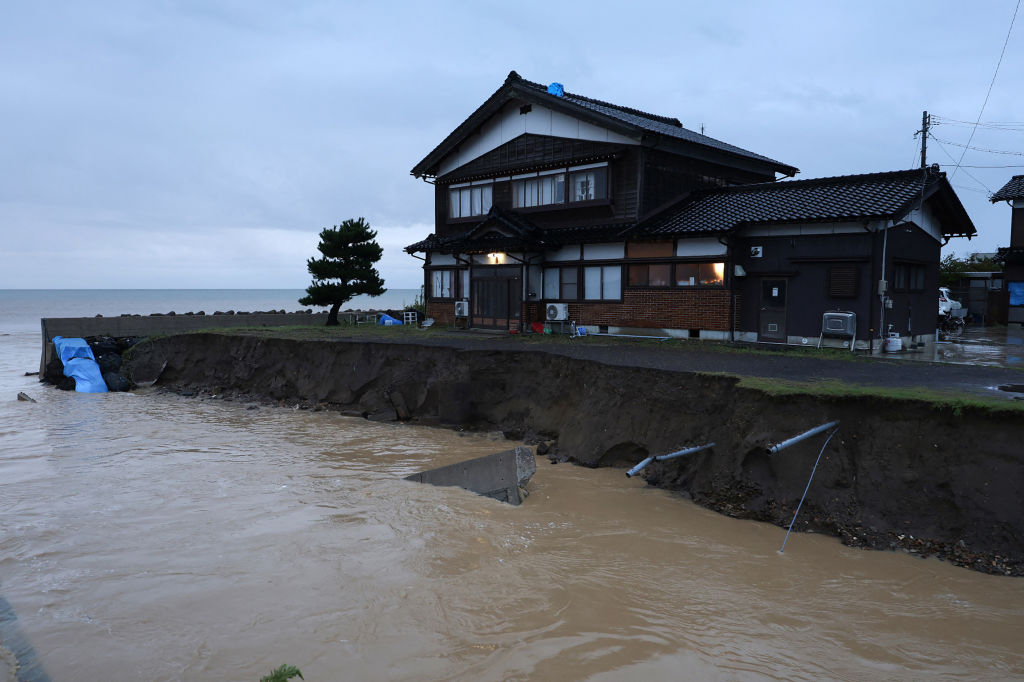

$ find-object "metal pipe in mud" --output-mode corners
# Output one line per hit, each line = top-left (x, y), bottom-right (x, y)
(626, 456), (655, 478)
(626, 442), (716, 478)
(779, 426), (840, 553)
(766, 421), (839, 455)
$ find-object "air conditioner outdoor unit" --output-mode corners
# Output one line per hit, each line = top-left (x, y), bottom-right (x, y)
(454, 301), (469, 318)
(545, 303), (569, 321)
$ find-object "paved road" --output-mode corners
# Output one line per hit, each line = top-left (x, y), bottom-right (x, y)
(353, 330), (1024, 401)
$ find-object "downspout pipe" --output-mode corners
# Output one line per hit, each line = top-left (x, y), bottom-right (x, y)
(720, 232), (735, 342)
(626, 442), (715, 478)
(878, 221), (890, 347)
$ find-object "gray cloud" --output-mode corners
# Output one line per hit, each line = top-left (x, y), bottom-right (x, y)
(2, 1), (1021, 288)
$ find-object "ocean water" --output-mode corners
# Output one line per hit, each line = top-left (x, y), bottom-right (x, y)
(0, 288), (421, 334)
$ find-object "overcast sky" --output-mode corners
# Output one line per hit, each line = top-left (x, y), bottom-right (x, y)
(2, 1), (1022, 289)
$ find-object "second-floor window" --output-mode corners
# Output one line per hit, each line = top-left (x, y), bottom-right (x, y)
(892, 263), (925, 292)
(570, 167), (608, 202)
(512, 164), (609, 209)
(513, 173), (565, 208)
(449, 184), (492, 219)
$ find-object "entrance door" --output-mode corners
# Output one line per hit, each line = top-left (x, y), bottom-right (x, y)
(759, 278), (787, 341)
(471, 266), (522, 329)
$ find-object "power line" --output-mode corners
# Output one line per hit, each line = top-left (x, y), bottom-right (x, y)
(938, 163), (1024, 168)
(951, 0), (1021, 181)
(910, 134), (921, 169)
(933, 115), (1024, 131)
(952, 185), (993, 195)
(932, 136), (1024, 156)
(930, 135), (994, 193)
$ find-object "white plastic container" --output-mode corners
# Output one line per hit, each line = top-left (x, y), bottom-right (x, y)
(884, 333), (903, 353)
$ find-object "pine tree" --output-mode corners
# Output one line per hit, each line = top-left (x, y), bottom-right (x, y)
(299, 218), (386, 325)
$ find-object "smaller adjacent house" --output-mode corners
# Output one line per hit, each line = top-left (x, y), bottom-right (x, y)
(407, 72), (977, 350)
(991, 175), (1024, 326)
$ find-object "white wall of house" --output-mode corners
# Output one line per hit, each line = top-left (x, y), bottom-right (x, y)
(675, 237), (727, 257)
(429, 253), (458, 266)
(547, 245), (582, 261)
(438, 101), (637, 176)
(902, 203), (943, 242)
(583, 242), (625, 260)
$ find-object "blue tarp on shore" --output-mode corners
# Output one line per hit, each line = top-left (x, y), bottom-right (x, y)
(52, 336), (108, 393)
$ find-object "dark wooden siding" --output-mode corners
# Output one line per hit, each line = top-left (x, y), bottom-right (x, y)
(639, 148), (776, 217)
(439, 135), (627, 182)
(434, 135), (641, 235)
(735, 231), (876, 340)
(733, 227), (940, 342)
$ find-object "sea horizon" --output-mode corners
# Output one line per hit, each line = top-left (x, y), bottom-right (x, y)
(0, 288), (422, 334)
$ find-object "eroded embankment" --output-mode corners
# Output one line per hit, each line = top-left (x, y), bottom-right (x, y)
(125, 333), (1024, 575)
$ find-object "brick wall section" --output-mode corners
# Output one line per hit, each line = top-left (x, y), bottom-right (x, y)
(526, 290), (736, 330)
(433, 291), (739, 332)
(426, 301), (457, 326)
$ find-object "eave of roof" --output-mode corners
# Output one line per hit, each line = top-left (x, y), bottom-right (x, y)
(404, 212), (631, 254)
(406, 169), (977, 254)
(991, 175), (1024, 203)
(411, 71), (798, 179)
(633, 168), (976, 239)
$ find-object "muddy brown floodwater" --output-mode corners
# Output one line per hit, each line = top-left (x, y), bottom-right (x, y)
(3, 351), (1024, 679)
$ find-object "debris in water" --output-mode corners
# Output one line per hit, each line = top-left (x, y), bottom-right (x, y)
(16, 392), (36, 403)
(405, 446), (537, 505)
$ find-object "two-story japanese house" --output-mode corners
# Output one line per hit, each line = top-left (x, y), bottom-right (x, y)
(407, 71), (975, 350)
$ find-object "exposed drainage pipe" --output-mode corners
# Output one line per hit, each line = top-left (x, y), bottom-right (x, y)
(626, 442), (715, 478)
(779, 426), (840, 553)
(765, 421), (839, 455)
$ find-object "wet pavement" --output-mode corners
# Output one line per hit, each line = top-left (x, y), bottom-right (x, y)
(926, 325), (1024, 369)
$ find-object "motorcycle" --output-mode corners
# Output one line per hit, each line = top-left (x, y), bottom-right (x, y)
(938, 311), (966, 337)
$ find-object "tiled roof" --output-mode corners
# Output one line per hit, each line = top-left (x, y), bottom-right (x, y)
(405, 233), (450, 253)
(538, 223), (634, 245)
(405, 207), (629, 254)
(408, 168), (976, 253)
(405, 206), (548, 254)
(473, 205), (541, 239)
(411, 71), (797, 178)
(637, 169), (943, 235)
(515, 75), (794, 172)
(991, 175), (1024, 202)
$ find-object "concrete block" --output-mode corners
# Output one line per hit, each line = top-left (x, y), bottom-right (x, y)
(405, 446), (537, 505)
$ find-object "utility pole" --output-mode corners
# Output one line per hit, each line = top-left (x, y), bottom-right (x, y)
(917, 111), (930, 168)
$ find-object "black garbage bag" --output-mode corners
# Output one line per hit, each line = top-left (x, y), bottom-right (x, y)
(103, 372), (132, 392)
(96, 352), (122, 374)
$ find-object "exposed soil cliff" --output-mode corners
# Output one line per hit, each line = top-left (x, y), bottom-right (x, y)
(125, 333), (1024, 575)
